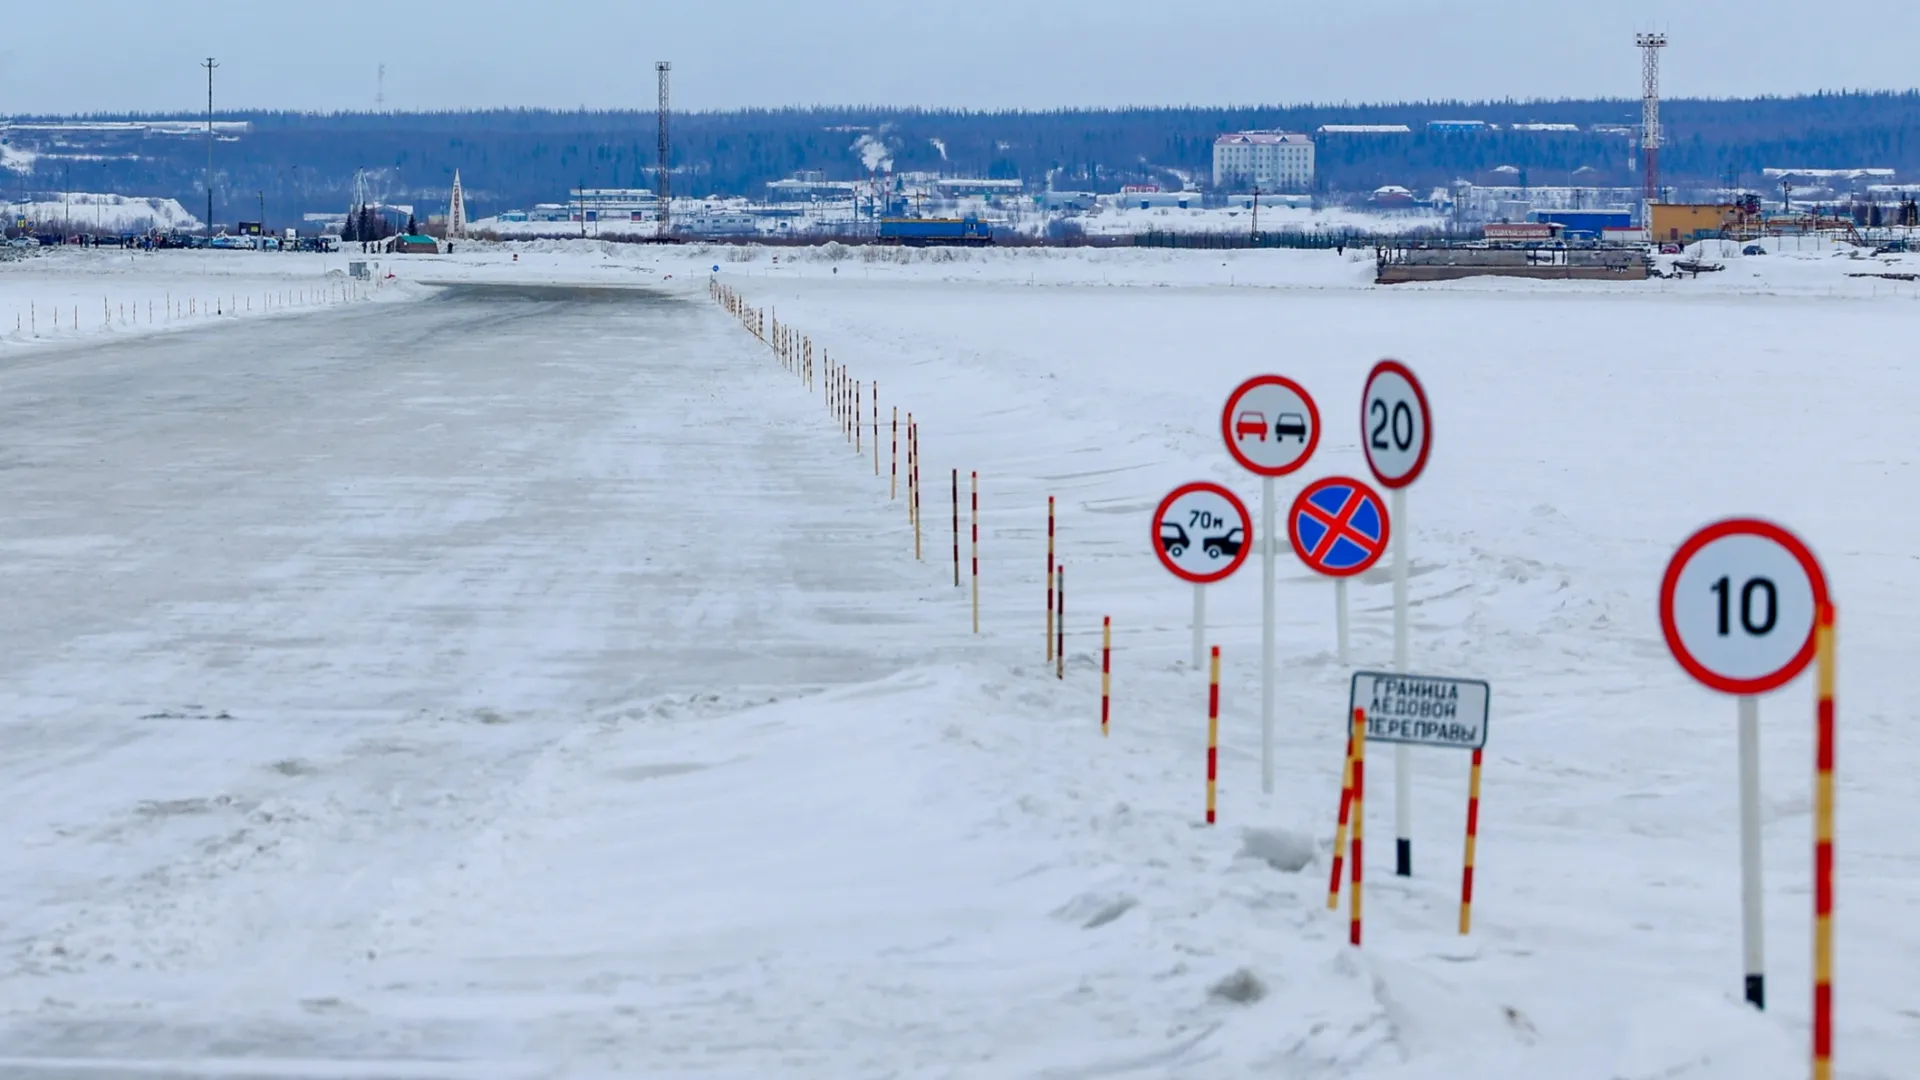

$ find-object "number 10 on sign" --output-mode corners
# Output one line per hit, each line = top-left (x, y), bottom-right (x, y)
(1661, 518), (1830, 1018)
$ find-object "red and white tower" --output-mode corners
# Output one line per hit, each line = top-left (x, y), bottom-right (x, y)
(1637, 32), (1667, 205)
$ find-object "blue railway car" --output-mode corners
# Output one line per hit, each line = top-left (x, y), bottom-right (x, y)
(879, 216), (994, 246)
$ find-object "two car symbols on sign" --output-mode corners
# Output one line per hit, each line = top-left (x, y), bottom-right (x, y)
(1234, 410), (1311, 444)
(1160, 514), (1245, 561)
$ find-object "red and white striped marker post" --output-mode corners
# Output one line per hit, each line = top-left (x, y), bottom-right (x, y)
(1327, 730), (1356, 910)
(890, 408), (898, 500)
(1350, 707), (1367, 946)
(1814, 602), (1836, 1080)
(1101, 616), (1111, 735)
(856, 380), (862, 452)
(1046, 497), (1056, 663)
(1205, 646), (1220, 824)
(911, 423), (922, 561)
(873, 382), (880, 475)
(951, 469), (961, 587)
(971, 472), (980, 634)
(1055, 565), (1065, 680)
(1459, 747), (1484, 934)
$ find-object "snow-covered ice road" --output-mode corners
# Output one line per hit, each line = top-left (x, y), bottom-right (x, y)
(0, 284), (999, 1077)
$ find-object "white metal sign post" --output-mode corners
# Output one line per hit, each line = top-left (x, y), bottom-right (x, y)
(1222, 375), (1320, 795)
(1661, 518), (1829, 1012)
(1153, 482), (1255, 670)
(1362, 359), (1432, 878)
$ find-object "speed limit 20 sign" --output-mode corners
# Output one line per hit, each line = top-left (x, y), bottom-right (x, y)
(1361, 360), (1432, 489)
(1661, 519), (1830, 695)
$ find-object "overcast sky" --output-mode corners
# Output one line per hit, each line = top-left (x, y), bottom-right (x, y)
(4, 0), (1917, 115)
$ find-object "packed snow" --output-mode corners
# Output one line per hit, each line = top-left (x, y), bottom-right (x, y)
(2, 192), (202, 233)
(0, 247), (399, 352)
(0, 240), (1914, 1078)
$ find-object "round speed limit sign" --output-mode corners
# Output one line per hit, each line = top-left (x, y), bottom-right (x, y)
(1361, 359), (1432, 488)
(1660, 519), (1830, 695)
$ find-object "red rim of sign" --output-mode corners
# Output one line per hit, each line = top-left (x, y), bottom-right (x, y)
(1361, 359), (1433, 489)
(1221, 375), (1322, 477)
(1152, 481), (1254, 585)
(1288, 476), (1391, 578)
(1659, 518), (1830, 695)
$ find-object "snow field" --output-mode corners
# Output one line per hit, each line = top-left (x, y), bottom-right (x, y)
(701, 262), (1920, 1077)
(0, 244), (1914, 1076)
(0, 248), (402, 353)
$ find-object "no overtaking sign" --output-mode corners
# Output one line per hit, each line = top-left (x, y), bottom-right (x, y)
(1350, 671), (1491, 751)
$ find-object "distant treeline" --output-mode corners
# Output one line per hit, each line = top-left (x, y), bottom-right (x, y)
(6, 92), (1919, 228)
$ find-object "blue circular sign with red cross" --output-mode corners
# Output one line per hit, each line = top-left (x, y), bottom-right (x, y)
(1288, 476), (1391, 578)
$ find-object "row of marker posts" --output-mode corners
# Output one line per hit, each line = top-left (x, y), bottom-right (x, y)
(725, 290), (1849, 1080)
(8, 282), (369, 337)
(714, 283), (981, 635)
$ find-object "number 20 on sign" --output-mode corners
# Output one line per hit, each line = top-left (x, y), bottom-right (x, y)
(1660, 517), (1836, 1078)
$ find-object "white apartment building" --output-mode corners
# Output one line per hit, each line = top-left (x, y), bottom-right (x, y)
(1211, 131), (1316, 191)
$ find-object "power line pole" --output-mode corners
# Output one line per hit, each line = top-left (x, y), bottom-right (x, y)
(202, 57), (219, 236)
(656, 61), (671, 239)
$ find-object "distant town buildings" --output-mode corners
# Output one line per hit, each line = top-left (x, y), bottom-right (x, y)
(1211, 131), (1315, 192)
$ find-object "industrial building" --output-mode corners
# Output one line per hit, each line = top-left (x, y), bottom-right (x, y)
(1528, 208), (1636, 239)
(567, 188), (659, 222)
(1211, 131), (1315, 192)
(1649, 204), (1738, 244)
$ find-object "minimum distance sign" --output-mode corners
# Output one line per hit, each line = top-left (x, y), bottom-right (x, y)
(1153, 482), (1254, 584)
(1661, 518), (1829, 695)
(1290, 476), (1390, 577)
(1361, 360), (1432, 489)
(1222, 375), (1321, 477)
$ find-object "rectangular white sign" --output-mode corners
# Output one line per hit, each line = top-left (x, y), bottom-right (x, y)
(1349, 671), (1491, 750)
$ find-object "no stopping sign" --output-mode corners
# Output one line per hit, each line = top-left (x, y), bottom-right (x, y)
(1660, 519), (1830, 695)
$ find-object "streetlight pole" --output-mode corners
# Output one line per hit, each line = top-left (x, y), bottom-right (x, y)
(202, 57), (219, 237)
(258, 191), (265, 241)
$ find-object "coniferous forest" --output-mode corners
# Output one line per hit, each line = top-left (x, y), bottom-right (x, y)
(5, 92), (1917, 225)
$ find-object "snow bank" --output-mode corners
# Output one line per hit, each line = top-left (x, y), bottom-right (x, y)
(2, 191), (201, 232)
(0, 247), (405, 353)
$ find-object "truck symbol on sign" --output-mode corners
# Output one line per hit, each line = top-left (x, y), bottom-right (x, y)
(1275, 412), (1309, 441)
(1235, 411), (1268, 442)
(1160, 521), (1190, 557)
(1204, 527), (1245, 560)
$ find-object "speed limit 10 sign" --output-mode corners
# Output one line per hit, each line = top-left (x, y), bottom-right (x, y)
(1361, 360), (1432, 489)
(1660, 519), (1830, 695)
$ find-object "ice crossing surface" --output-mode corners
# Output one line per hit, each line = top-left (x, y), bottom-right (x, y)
(0, 267), (1913, 1078)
